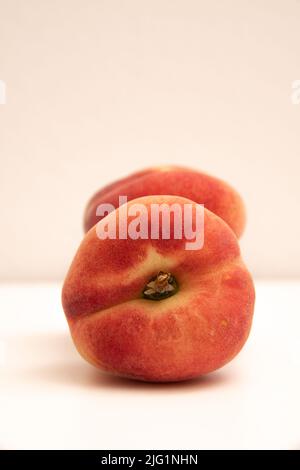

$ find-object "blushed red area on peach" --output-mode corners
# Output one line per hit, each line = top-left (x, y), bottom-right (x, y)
(83, 166), (246, 238)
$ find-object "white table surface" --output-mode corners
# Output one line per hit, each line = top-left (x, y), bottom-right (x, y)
(0, 281), (299, 450)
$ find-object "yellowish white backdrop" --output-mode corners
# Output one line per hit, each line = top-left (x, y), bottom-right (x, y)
(0, 0), (300, 280)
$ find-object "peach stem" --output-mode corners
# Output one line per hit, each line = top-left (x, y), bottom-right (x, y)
(142, 271), (178, 301)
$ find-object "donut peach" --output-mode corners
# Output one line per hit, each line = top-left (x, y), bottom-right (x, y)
(63, 195), (255, 382)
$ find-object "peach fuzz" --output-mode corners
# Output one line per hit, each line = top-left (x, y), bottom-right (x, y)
(84, 166), (246, 238)
(63, 195), (255, 383)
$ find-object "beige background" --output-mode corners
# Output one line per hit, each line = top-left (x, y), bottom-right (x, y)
(0, 0), (299, 280)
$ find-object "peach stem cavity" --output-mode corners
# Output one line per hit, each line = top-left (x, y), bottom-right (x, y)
(142, 271), (178, 301)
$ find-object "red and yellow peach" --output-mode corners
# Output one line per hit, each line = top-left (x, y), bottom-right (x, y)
(63, 195), (255, 382)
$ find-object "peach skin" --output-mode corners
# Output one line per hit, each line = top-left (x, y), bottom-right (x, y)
(63, 195), (255, 382)
(83, 166), (246, 238)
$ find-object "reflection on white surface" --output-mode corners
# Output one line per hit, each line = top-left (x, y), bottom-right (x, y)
(0, 281), (300, 450)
